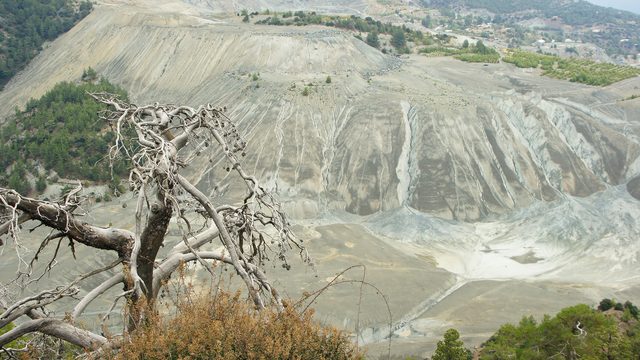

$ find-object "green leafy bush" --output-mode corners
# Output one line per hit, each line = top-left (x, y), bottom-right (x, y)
(599, 298), (615, 311)
(366, 31), (380, 48)
(432, 329), (473, 360)
(421, 41), (500, 63)
(480, 304), (639, 359)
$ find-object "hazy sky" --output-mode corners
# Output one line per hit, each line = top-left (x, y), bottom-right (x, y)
(587, 0), (640, 14)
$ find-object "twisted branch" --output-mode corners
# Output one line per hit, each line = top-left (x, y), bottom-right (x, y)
(0, 93), (309, 352)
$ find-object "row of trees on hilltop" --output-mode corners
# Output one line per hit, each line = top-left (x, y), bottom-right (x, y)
(254, 12), (427, 53)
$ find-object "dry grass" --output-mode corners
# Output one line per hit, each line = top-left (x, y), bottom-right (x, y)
(113, 290), (363, 360)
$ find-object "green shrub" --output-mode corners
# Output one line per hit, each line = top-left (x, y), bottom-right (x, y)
(455, 52), (500, 63)
(81, 67), (98, 82)
(432, 329), (472, 360)
(481, 304), (634, 359)
(420, 41), (499, 63)
(366, 32), (380, 48)
(625, 301), (639, 319)
(598, 298), (615, 311)
(36, 176), (47, 192)
(391, 29), (406, 49)
(420, 46), (463, 56)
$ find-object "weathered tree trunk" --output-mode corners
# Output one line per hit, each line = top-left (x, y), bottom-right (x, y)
(0, 95), (308, 354)
(138, 201), (173, 300)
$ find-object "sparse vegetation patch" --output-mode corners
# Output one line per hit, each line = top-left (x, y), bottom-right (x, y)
(420, 40), (500, 63)
(504, 50), (640, 86)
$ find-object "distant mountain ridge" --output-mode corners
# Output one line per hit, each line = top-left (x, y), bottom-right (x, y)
(425, 0), (640, 22)
(424, 0), (640, 56)
(588, 0), (640, 15)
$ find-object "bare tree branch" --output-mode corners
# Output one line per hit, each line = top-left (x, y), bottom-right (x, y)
(0, 189), (133, 256)
(0, 318), (107, 349)
(168, 226), (219, 255)
(176, 174), (265, 308)
(71, 273), (124, 322)
(0, 287), (79, 328)
(0, 94), (309, 353)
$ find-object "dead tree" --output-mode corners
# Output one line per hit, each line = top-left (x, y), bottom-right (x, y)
(0, 93), (309, 353)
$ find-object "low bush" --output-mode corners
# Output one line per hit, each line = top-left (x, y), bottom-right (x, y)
(115, 291), (362, 359)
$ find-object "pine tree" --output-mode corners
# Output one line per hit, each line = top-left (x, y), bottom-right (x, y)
(391, 29), (406, 49)
(366, 31), (380, 48)
(432, 329), (471, 360)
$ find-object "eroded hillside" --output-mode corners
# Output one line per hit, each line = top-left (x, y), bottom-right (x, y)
(2, 0), (639, 221)
(2, 0), (640, 357)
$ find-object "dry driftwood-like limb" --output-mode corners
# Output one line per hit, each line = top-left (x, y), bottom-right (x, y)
(0, 93), (309, 354)
(0, 189), (133, 256)
(71, 273), (125, 321)
(0, 318), (107, 349)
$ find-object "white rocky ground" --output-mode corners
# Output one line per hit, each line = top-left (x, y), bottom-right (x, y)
(1, 0), (640, 358)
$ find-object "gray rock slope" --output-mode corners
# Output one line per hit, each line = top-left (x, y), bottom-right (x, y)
(183, 0), (372, 14)
(2, 2), (640, 356)
(1, 1), (639, 223)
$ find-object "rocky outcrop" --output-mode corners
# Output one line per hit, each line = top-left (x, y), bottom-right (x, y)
(628, 175), (640, 200)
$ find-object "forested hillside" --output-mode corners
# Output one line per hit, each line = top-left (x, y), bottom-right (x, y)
(0, 0), (93, 89)
(0, 74), (128, 195)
